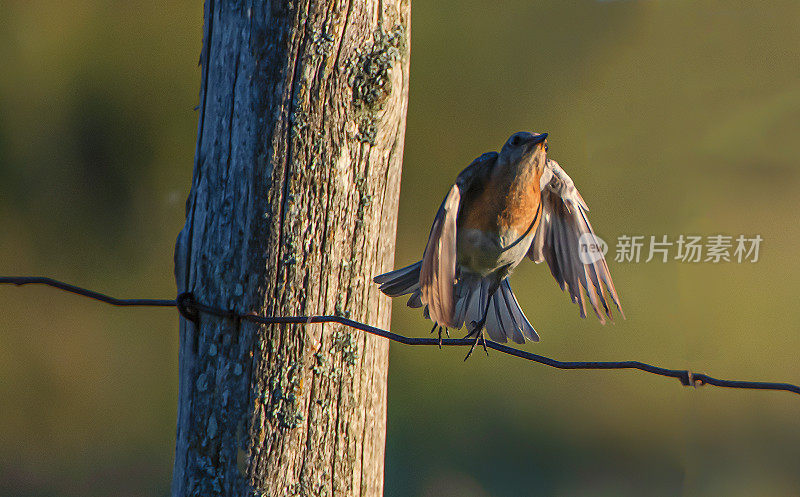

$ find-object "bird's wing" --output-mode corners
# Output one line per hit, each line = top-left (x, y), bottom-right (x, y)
(420, 152), (497, 327)
(528, 159), (623, 323)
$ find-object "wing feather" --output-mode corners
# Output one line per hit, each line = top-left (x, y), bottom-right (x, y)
(528, 159), (624, 322)
(419, 152), (497, 328)
(419, 186), (459, 327)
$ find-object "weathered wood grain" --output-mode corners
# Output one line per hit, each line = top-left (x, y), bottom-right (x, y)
(172, 0), (410, 495)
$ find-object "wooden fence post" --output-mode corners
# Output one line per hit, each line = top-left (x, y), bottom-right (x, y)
(172, 1), (410, 494)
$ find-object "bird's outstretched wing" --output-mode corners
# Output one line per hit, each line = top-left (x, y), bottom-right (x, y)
(420, 152), (497, 327)
(528, 159), (623, 323)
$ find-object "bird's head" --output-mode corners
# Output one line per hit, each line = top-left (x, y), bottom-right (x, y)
(500, 131), (548, 170)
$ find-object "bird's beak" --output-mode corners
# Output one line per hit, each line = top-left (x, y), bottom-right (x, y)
(530, 133), (548, 146)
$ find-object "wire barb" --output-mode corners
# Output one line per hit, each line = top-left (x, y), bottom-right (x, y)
(176, 292), (199, 324)
(2, 276), (799, 397)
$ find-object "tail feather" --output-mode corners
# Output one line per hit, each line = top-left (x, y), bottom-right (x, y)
(374, 261), (421, 297)
(499, 280), (539, 342)
(459, 277), (538, 344)
(376, 263), (538, 344)
(451, 281), (472, 328)
(497, 294), (524, 343)
(484, 294), (506, 342)
(498, 283), (523, 343)
(406, 291), (423, 309)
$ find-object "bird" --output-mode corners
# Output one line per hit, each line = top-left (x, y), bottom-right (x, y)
(373, 131), (623, 359)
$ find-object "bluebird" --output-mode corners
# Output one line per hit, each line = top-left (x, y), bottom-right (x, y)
(373, 131), (623, 359)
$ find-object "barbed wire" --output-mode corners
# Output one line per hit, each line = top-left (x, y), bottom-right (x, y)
(2, 275), (798, 397)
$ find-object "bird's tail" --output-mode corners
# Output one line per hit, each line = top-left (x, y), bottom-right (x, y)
(374, 261), (424, 308)
(453, 275), (539, 344)
(375, 264), (539, 344)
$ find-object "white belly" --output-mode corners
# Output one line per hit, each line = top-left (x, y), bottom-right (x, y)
(457, 227), (535, 276)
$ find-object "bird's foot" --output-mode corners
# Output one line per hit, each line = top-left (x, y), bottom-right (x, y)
(430, 323), (450, 348)
(464, 321), (489, 361)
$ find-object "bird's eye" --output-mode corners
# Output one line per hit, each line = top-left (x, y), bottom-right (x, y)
(510, 136), (521, 147)
(545, 143), (548, 153)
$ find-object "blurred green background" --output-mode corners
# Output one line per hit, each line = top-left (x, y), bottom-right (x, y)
(2, 0), (799, 495)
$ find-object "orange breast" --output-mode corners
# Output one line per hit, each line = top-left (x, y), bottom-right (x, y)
(460, 170), (542, 235)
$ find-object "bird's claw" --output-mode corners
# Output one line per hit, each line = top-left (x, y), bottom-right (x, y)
(430, 324), (449, 349)
(464, 321), (489, 361)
